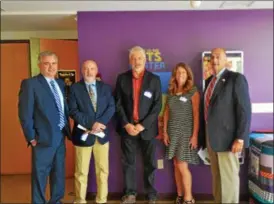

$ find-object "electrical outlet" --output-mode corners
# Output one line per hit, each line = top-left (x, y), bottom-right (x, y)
(157, 159), (164, 169)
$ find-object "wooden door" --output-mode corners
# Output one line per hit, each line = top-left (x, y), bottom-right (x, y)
(1, 43), (31, 174)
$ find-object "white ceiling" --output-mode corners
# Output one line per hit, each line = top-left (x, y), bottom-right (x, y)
(1, 1), (273, 31)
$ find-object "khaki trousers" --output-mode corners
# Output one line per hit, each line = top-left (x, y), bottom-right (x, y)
(74, 139), (109, 204)
(206, 135), (240, 203)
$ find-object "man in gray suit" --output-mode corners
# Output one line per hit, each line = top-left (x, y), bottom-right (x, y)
(199, 48), (251, 203)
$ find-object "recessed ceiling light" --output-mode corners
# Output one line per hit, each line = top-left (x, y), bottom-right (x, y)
(190, 0), (202, 8)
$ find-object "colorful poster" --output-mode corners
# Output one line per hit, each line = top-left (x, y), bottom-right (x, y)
(202, 50), (244, 90)
(144, 48), (170, 140)
(153, 72), (171, 140)
(57, 70), (76, 99)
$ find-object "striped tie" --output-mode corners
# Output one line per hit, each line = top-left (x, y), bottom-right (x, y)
(204, 76), (217, 122)
(50, 80), (65, 130)
(88, 85), (96, 111)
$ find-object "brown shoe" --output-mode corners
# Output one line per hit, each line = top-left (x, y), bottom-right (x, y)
(121, 195), (136, 204)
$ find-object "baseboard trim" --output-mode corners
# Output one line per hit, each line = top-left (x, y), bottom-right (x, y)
(86, 192), (249, 201)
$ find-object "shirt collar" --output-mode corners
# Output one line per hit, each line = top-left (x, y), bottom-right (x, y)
(215, 68), (226, 79)
(43, 75), (55, 83)
(132, 69), (145, 79)
(85, 80), (96, 86)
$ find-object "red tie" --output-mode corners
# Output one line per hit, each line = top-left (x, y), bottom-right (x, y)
(204, 76), (217, 121)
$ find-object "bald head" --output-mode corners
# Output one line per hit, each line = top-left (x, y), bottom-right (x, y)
(210, 48), (227, 75)
(81, 60), (98, 83)
(211, 48), (226, 56)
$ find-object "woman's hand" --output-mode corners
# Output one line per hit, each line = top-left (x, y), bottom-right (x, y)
(189, 136), (198, 150)
(163, 132), (170, 146)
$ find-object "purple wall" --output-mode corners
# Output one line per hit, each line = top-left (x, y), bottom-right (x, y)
(77, 10), (273, 195)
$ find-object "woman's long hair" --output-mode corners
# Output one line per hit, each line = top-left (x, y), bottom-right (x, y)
(168, 62), (194, 95)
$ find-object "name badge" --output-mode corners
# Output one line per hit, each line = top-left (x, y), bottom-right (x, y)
(144, 91), (152, 98)
(81, 133), (89, 141)
(179, 96), (187, 102)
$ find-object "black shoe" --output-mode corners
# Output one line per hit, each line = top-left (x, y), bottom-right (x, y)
(182, 198), (195, 204)
(121, 195), (136, 204)
(175, 196), (183, 204)
(148, 199), (156, 204)
(148, 197), (157, 204)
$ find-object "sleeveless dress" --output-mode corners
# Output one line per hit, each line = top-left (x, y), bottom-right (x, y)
(165, 86), (200, 164)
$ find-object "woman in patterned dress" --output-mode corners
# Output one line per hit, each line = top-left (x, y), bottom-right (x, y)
(163, 63), (200, 204)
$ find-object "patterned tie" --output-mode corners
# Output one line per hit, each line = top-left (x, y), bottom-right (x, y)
(204, 76), (217, 122)
(50, 80), (65, 130)
(88, 84), (96, 111)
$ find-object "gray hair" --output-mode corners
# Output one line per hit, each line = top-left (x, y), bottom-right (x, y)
(129, 46), (146, 59)
(38, 51), (58, 63)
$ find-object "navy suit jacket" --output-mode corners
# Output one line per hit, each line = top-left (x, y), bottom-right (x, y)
(199, 69), (252, 152)
(114, 70), (162, 140)
(18, 74), (71, 147)
(69, 80), (115, 147)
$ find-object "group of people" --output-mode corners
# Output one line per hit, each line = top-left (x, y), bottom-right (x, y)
(18, 46), (251, 204)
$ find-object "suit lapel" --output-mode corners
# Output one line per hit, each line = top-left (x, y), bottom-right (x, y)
(139, 71), (149, 105)
(96, 81), (102, 113)
(126, 71), (133, 100)
(210, 69), (230, 105)
(38, 74), (56, 102)
(204, 76), (213, 97)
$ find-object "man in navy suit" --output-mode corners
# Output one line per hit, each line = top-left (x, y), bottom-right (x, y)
(18, 51), (71, 203)
(69, 60), (115, 204)
(199, 48), (251, 203)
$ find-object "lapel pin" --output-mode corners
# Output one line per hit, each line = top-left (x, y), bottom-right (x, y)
(222, 78), (226, 82)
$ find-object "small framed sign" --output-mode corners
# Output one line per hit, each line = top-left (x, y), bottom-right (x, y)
(57, 70), (76, 99)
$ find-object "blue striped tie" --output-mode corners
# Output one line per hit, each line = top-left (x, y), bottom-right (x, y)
(50, 80), (65, 130)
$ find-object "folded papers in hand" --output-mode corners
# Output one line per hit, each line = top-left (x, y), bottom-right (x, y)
(77, 124), (105, 141)
(197, 148), (210, 165)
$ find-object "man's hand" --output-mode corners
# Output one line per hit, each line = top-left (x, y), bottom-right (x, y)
(30, 139), (37, 147)
(135, 124), (145, 132)
(124, 123), (139, 136)
(231, 139), (244, 153)
(92, 122), (106, 133)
